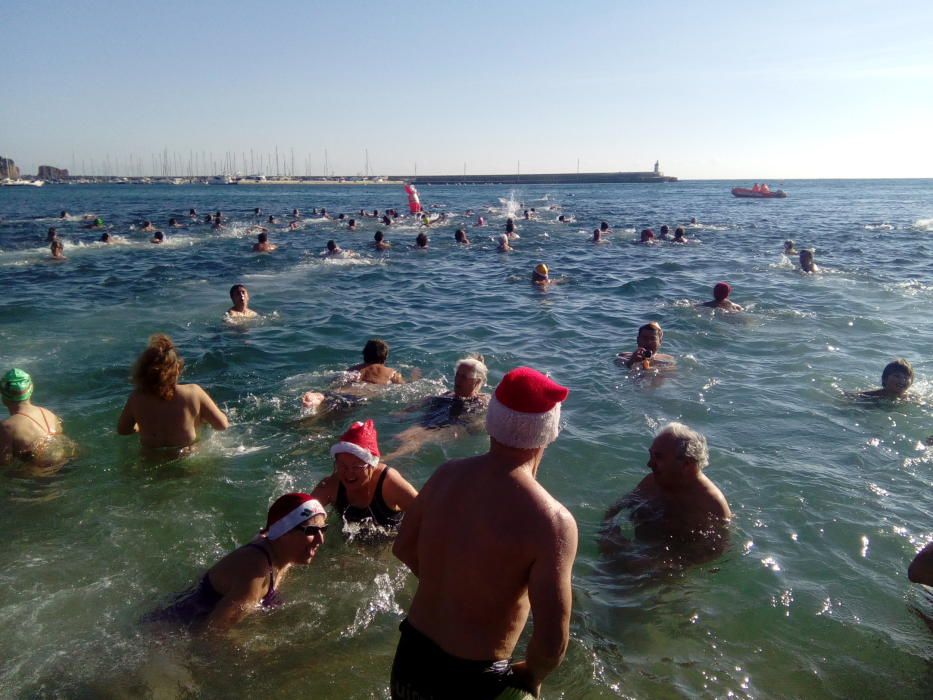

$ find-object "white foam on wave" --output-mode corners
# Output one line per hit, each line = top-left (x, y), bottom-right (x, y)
(911, 218), (933, 232)
(863, 223), (895, 231)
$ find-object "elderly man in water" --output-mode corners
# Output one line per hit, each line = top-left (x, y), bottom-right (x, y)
(391, 366), (577, 699)
(600, 422), (731, 554)
(617, 321), (675, 369)
(384, 357), (490, 461)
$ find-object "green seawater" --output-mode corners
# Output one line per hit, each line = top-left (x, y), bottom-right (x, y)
(0, 181), (932, 698)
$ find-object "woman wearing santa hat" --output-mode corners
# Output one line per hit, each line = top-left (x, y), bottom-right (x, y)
(147, 493), (327, 632)
(310, 419), (418, 533)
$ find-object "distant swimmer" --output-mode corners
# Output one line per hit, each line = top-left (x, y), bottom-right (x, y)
(600, 221), (611, 234)
(505, 220), (520, 239)
(415, 232), (429, 249)
(599, 422), (731, 553)
(690, 216), (698, 225)
(49, 240), (66, 260)
(374, 230), (391, 250)
(83, 217), (104, 229)
(347, 338), (405, 384)
(168, 217), (184, 228)
(617, 321), (675, 369)
(252, 231), (276, 252)
(227, 284), (258, 319)
(347, 218), (358, 231)
(147, 494), (327, 632)
(46, 227), (57, 242)
(799, 249), (818, 273)
(384, 357), (490, 461)
(254, 207), (262, 216)
(382, 215), (392, 226)
(204, 214), (214, 224)
(857, 359), (913, 400)
(532, 263), (551, 286)
(100, 232), (111, 243)
(475, 215), (486, 227)
(638, 228), (656, 244)
(291, 208), (301, 219)
(672, 227), (689, 243)
(909, 541), (933, 586)
(783, 240), (798, 255)
(150, 231), (165, 244)
(267, 215), (277, 225)
(140, 220), (156, 232)
(497, 233), (513, 252)
(592, 228), (604, 243)
(659, 224), (671, 240)
(391, 366), (576, 700)
(188, 208), (198, 218)
(117, 334), (229, 449)
(59, 210), (69, 219)
(0, 368), (74, 468)
(559, 215), (567, 223)
(454, 228), (470, 245)
(700, 282), (744, 312)
(309, 419), (418, 537)
(323, 239), (358, 257)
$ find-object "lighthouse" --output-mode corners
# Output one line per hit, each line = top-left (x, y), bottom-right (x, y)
(654, 160), (660, 175)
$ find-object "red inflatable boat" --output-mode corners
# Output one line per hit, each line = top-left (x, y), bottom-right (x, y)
(731, 187), (787, 199)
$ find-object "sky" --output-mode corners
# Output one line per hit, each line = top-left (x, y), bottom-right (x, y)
(2, 0), (932, 179)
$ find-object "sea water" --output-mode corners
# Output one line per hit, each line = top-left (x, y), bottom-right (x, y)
(0, 180), (931, 698)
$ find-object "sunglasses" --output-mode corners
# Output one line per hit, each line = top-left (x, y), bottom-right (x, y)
(295, 524), (328, 537)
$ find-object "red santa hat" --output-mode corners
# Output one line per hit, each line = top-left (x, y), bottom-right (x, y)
(330, 419), (381, 466)
(713, 281), (732, 301)
(266, 493), (326, 540)
(485, 367), (569, 449)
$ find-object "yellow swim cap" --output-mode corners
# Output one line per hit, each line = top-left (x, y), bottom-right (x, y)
(534, 263), (549, 277)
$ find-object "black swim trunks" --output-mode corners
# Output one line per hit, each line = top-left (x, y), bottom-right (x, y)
(390, 619), (536, 699)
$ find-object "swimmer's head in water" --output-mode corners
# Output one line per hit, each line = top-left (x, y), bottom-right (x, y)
(257, 232), (268, 243)
(455, 229), (466, 242)
(660, 225), (669, 236)
(95, 217), (103, 226)
(100, 232), (110, 242)
(326, 240), (338, 252)
(486, 366), (569, 449)
(640, 228), (654, 242)
(265, 493), (327, 541)
(363, 338), (389, 364)
(416, 232), (428, 247)
(881, 358), (913, 394)
(132, 334), (184, 401)
(152, 231), (164, 242)
(650, 422), (709, 488)
(455, 356), (488, 395)
(533, 263), (549, 282)
(784, 240), (795, 250)
(505, 220), (515, 234)
(1, 368), (34, 403)
(713, 282), (732, 301)
(674, 227), (685, 239)
(330, 419), (381, 467)
(374, 230), (384, 242)
(230, 284), (248, 302)
(637, 322), (663, 352)
(600, 221), (609, 231)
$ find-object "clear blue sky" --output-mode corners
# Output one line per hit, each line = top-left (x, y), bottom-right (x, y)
(2, 0), (931, 178)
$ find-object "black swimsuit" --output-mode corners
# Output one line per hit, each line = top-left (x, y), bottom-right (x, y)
(335, 467), (403, 529)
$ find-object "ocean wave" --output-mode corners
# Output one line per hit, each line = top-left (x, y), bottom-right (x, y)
(911, 218), (933, 232)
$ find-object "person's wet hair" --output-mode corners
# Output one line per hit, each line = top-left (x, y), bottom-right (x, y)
(674, 227), (685, 238)
(600, 221), (609, 231)
(455, 229), (466, 242)
(505, 220), (515, 234)
(660, 225), (669, 236)
(153, 231), (164, 241)
(374, 230), (384, 242)
(326, 240), (337, 251)
(416, 232), (428, 247)
(363, 338), (389, 364)
(229, 284), (247, 300)
(132, 334), (184, 401)
(881, 358), (913, 384)
(258, 232), (268, 243)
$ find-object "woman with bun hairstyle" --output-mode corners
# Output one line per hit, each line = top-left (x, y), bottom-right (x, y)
(117, 334), (229, 448)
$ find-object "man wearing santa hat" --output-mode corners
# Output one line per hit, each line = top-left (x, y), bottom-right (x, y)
(391, 366), (577, 699)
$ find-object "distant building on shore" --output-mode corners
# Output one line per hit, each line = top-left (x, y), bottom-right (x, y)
(0, 156), (21, 179)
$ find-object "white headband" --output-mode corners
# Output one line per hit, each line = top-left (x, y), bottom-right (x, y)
(267, 499), (326, 540)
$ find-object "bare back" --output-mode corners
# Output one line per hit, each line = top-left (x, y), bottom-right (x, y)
(118, 384), (228, 448)
(1, 405), (63, 459)
(350, 363), (402, 385)
(401, 454), (574, 660)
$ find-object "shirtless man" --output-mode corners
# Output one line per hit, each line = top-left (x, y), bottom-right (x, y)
(227, 284), (258, 318)
(252, 232), (276, 252)
(348, 339), (404, 384)
(799, 249), (819, 273)
(373, 231), (391, 250)
(858, 359), (913, 399)
(117, 334), (229, 449)
(392, 366), (577, 699)
(600, 422), (731, 549)
(700, 282), (744, 312)
(617, 321), (675, 369)
(49, 240), (66, 259)
(0, 369), (67, 464)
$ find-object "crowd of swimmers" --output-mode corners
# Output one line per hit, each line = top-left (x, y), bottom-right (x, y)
(3, 199), (928, 699)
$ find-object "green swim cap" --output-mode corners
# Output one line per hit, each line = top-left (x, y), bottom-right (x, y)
(1, 368), (34, 403)
(95, 217), (103, 226)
